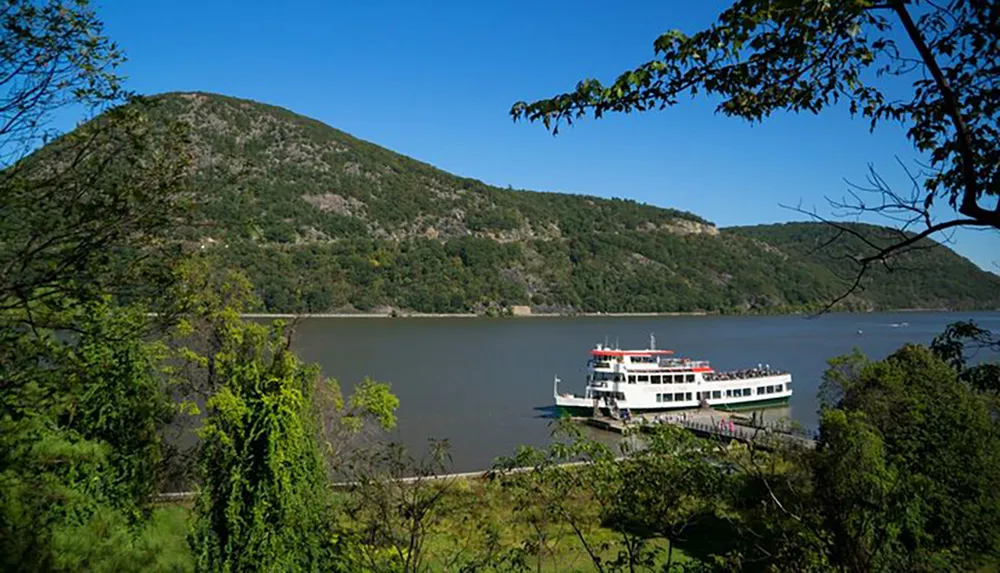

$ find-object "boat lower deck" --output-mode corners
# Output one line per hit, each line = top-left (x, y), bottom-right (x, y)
(556, 395), (790, 418)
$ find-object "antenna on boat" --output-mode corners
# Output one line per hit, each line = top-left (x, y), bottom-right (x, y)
(615, 337), (619, 350)
(650, 332), (656, 350)
(604, 335), (609, 349)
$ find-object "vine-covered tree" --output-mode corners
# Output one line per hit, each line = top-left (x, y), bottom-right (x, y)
(512, 0), (999, 296)
(188, 316), (341, 572)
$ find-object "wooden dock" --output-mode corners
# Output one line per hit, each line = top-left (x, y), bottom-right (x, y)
(580, 409), (817, 450)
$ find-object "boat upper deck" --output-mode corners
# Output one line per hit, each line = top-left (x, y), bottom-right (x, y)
(703, 365), (786, 381)
(586, 341), (787, 380)
(588, 350), (711, 371)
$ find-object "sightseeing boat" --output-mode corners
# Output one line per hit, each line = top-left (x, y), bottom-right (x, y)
(553, 336), (792, 416)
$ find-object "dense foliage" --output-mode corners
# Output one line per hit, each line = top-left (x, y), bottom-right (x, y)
(0, 1), (194, 570)
(0, 302), (187, 572)
(188, 313), (339, 571)
(814, 345), (1000, 570)
(74, 92), (1000, 315)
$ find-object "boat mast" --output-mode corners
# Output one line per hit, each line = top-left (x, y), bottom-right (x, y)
(650, 332), (655, 350)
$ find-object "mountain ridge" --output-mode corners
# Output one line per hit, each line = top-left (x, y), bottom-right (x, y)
(87, 92), (1000, 313)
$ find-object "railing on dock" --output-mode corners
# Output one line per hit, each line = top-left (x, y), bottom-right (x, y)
(583, 412), (818, 450)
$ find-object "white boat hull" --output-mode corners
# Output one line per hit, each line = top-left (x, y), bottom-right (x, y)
(555, 374), (792, 414)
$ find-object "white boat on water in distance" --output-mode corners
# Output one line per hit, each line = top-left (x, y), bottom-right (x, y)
(554, 335), (792, 416)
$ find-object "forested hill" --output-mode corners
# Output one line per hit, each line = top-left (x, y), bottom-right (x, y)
(107, 92), (1000, 313)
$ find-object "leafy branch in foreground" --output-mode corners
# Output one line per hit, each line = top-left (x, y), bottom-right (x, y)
(512, 0), (1000, 300)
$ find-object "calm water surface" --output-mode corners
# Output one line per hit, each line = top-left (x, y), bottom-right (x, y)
(291, 311), (1000, 472)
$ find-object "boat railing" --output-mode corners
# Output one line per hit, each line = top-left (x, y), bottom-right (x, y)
(703, 367), (786, 381)
(657, 359), (710, 368)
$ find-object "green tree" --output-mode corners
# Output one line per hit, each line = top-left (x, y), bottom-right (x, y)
(184, 299), (405, 572)
(512, 1), (999, 279)
(814, 344), (1000, 571)
(0, 1), (192, 570)
(187, 313), (340, 572)
(0, 301), (187, 572)
(497, 421), (726, 572)
(930, 320), (1000, 394)
(341, 440), (454, 573)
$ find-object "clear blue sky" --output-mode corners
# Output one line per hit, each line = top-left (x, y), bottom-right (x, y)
(93, 0), (998, 271)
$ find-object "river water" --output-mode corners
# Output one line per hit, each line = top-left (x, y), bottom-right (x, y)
(290, 311), (1000, 472)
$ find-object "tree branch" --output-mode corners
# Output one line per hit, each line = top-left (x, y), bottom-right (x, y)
(892, 1), (999, 228)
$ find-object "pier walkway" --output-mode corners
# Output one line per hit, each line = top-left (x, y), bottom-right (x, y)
(581, 409), (818, 450)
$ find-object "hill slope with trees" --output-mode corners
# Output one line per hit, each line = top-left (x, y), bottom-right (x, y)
(102, 92), (1000, 314)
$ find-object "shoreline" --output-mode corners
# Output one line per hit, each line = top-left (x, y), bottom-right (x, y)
(240, 311), (712, 319)
(237, 308), (992, 319)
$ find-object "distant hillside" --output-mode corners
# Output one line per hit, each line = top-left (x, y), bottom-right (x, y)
(76, 92), (1000, 313)
(725, 223), (1000, 310)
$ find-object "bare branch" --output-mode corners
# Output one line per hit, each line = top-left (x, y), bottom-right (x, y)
(892, 2), (999, 228)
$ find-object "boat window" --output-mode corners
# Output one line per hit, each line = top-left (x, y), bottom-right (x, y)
(594, 372), (622, 382)
(686, 374), (695, 382)
(656, 393), (661, 403)
(664, 393), (673, 402)
(685, 392), (692, 401)
(674, 392), (684, 401)
(616, 392), (624, 399)
(628, 375), (636, 383)
(712, 390), (721, 399)
(637, 375), (649, 383)
(756, 387), (764, 395)
(651, 375), (661, 384)
(695, 391), (701, 400)
(785, 383), (791, 392)
(725, 389), (732, 398)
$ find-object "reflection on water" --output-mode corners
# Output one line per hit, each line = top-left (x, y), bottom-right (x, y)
(289, 311), (998, 472)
